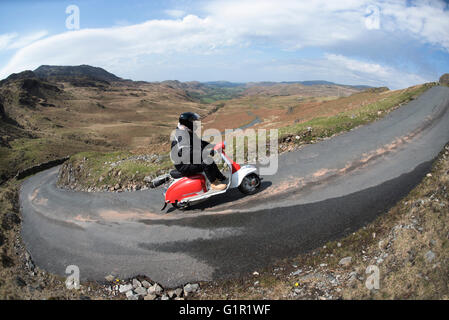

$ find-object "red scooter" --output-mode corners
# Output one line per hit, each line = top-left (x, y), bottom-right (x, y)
(156, 141), (261, 210)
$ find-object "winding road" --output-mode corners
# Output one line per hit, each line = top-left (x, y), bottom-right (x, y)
(20, 86), (449, 287)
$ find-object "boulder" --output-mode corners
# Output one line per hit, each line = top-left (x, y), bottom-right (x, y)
(144, 293), (157, 300)
(148, 283), (163, 295)
(134, 286), (147, 296)
(132, 278), (142, 288)
(118, 284), (133, 293)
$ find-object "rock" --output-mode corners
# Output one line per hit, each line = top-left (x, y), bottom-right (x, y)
(143, 176), (152, 183)
(161, 294), (169, 300)
(126, 291), (139, 300)
(15, 276), (27, 287)
(339, 256), (352, 267)
(174, 288), (183, 297)
(134, 286), (147, 296)
(148, 283), (163, 295)
(118, 284), (133, 293)
(184, 283), (199, 294)
(144, 294), (157, 300)
(104, 274), (115, 282)
(141, 280), (151, 288)
(291, 269), (302, 276)
(1, 212), (21, 231)
(167, 290), (176, 298)
(132, 278), (142, 288)
(425, 250), (435, 263)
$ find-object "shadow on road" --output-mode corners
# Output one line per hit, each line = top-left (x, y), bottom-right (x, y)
(139, 159), (433, 281)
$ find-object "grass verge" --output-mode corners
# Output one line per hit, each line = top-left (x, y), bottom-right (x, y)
(278, 83), (436, 143)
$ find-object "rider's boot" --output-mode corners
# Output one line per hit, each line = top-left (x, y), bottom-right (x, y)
(210, 179), (226, 191)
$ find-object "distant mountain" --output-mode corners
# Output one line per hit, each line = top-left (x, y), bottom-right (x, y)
(204, 81), (245, 88)
(297, 80), (337, 86)
(251, 80), (372, 89)
(205, 80), (372, 90)
(34, 65), (122, 82)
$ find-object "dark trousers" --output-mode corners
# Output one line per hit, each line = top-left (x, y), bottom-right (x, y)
(175, 161), (226, 182)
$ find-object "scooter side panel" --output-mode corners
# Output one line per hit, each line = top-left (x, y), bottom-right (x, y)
(165, 175), (207, 203)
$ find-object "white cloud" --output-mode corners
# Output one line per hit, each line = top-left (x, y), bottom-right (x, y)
(0, 15), (228, 78)
(249, 53), (429, 89)
(0, 0), (446, 86)
(0, 31), (48, 51)
(0, 33), (18, 50)
(323, 54), (429, 88)
(203, 0), (368, 49)
(381, 0), (449, 51)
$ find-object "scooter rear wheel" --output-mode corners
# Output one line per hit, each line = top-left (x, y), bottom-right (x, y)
(238, 173), (261, 195)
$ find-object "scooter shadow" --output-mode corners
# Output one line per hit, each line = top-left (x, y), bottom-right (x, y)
(166, 180), (272, 213)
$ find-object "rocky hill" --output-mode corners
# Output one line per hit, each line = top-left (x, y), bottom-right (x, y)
(34, 65), (122, 82)
(440, 73), (449, 86)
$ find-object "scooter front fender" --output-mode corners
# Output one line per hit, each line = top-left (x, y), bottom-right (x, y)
(230, 165), (258, 188)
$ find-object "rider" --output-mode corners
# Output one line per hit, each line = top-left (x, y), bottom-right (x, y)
(170, 112), (227, 191)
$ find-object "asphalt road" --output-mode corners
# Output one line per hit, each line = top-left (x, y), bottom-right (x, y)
(20, 86), (449, 287)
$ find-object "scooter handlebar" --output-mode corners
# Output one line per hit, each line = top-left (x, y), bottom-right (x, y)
(213, 141), (226, 151)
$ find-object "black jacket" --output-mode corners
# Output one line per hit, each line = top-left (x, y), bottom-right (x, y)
(170, 127), (211, 168)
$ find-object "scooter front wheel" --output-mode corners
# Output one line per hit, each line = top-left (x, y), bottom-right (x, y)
(238, 173), (261, 195)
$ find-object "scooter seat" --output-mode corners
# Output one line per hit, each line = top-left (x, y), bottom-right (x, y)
(169, 169), (184, 179)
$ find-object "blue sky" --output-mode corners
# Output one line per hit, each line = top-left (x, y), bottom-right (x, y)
(1, 0), (448, 89)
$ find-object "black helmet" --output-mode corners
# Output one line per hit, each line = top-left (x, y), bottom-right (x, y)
(179, 112), (200, 131)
